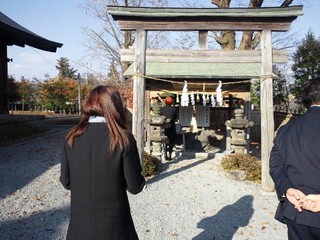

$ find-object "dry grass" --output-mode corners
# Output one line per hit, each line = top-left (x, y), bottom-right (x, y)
(143, 152), (160, 177)
(221, 153), (261, 182)
(11, 110), (57, 116)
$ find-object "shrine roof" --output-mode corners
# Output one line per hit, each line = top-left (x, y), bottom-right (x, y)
(108, 5), (303, 18)
(107, 5), (303, 31)
(0, 12), (63, 52)
(123, 62), (277, 80)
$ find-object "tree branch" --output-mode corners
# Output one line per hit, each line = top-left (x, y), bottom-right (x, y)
(281, 0), (294, 7)
(211, 0), (231, 8)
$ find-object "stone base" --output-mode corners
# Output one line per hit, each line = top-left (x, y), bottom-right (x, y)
(231, 145), (248, 154)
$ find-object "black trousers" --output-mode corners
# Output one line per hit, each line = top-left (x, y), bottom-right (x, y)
(286, 218), (320, 240)
(164, 139), (174, 160)
(164, 127), (175, 160)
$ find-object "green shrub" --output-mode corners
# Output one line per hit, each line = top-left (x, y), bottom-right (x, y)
(221, 153), (261, 182)
(143, 152), (159, 177)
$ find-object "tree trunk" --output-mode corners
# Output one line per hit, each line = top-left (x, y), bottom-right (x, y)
(211, 0), (231, 8)
(211, 0), (234, 50)
(211, 0), (293, 50)
(215, 31), (236, 50)
(239, 31), (261, 50)
(238, 0), (263, 50)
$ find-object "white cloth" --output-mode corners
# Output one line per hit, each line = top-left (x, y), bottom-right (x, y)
(181, 81), (189, 107)
(88, 116), (106, 123)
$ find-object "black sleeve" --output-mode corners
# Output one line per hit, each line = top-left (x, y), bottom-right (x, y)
(60, 142), (71, 190)
(269, 127), (293, 200)
(123, 134), (146, 194)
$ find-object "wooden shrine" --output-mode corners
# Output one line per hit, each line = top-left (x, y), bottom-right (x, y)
(107, 5), (303, 191)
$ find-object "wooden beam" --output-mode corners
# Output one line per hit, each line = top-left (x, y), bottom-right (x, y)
(132, 29), (147, 166)
(117, 20), (292, 32)
(121, 49), (287, 63)
(260, 29), (275, 192)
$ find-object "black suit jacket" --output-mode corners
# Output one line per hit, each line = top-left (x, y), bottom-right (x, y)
(160, 105), (177, 137)
(270, 106), (320, 228)
(60, 123), (145, 240)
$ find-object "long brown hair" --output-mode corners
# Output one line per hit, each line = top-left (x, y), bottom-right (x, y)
(66, 85), (129, 154)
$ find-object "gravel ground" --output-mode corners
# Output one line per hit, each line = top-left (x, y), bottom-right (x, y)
(0, 130), (287, 240)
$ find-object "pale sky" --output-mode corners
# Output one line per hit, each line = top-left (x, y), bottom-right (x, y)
(1, 0), (319, 80)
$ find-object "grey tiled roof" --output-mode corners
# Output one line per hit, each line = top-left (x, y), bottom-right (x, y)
(0, 12), (62, 52)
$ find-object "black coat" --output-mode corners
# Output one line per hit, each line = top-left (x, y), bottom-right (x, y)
(60, 123), (146, 240)
(160, 105), (177, 138)
(269, 106), (320, 228)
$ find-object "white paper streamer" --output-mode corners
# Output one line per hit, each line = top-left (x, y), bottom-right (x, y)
(216, 81), (223, 107)
(181, 81), (189, 107)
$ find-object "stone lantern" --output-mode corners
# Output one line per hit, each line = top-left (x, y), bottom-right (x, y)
(225, 108), (254, 154)
(147, 102), (168, 159)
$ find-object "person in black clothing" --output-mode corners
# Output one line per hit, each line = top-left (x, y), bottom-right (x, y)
(269, 78), (320, 240)
(60, 85), (145, 240)
(160, 96), (177, 160)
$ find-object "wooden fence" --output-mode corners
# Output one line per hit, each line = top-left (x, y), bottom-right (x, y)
(249, 110), (300, 142)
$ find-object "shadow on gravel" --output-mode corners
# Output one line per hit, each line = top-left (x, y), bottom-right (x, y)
(0, 206), (69, 240)
(0, 134), (65, 200)
(147, 156), (212, 185)
(193, 195), (254, 240)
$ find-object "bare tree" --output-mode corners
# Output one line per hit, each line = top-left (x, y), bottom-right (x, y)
(169, 0), (304, 51)
(211, 0), (296, 50)
(81, 0), (306, 81)
(81, 0), (168, 79)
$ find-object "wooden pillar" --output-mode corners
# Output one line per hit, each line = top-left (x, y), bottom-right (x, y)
(260, 30), (275, 192)
(145, 90), (151, 154)
(132, 29), (147, 166)
(0, 44), (8, 114)
(226, 126), (231, 151)
(198, 31), (208, 49)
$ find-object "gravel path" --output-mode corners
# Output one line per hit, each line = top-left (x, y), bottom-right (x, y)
(0, 130), (287, 240)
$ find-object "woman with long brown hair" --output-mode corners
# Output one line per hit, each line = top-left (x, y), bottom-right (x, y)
(60, 85), (145, 240)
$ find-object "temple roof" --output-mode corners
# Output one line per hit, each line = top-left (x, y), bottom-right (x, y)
(0, 12), (62, 52)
